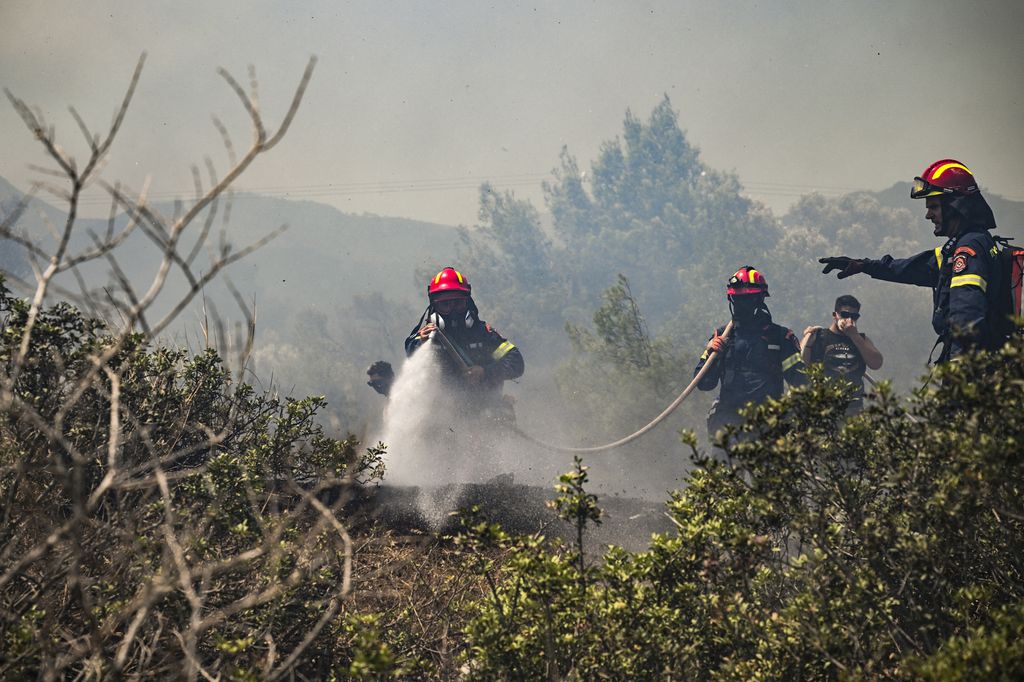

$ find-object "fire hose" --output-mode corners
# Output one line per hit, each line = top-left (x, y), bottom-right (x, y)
(432, 323), (918, 454)
(509, 322), (735, 454)
(510, 331), (921, 452)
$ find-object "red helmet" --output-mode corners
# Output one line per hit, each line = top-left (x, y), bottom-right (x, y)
(727, 266), (769, 296)
(427, 267), (471, 297)
(911, 159), (979, 199)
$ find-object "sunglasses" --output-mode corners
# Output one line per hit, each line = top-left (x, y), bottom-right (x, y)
(836, 311), (860, 320)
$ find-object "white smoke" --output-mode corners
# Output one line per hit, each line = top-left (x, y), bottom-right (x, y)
(373, 344), (561, 528)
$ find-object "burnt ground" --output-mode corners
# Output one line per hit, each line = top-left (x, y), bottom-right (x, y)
(347, 482), (675, 552)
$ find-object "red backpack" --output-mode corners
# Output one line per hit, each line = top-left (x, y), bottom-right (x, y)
(991, 238), (1024, 344)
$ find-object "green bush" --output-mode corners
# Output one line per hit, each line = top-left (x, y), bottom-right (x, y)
(5, 270), (1021, 679)
(0, 280), (406, 678)
(456, 338), (1024, 680)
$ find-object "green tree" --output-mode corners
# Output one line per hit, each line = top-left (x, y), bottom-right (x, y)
(557, 274), (689, 439)
(457, 183), (570, 352)
(543, 96), (780, 330)
(459, 96), (781, 359)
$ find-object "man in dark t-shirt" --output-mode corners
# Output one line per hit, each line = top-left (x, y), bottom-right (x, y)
(800, 295), (884, 412)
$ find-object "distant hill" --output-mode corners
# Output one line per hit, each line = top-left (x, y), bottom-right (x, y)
(0, 175), (462, 336)
(188, 191), (463, 328)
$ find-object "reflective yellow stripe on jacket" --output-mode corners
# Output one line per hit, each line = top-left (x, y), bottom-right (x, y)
(492, 341), (515, 360)
(781, 353), (802, 372)
(934, 247), (942, 270)
(950, 274), (987, 292)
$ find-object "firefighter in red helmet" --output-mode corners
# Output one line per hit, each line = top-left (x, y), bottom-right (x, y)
(694, 266), (806, 446)
(405, 267), (524, 417)
(820, 159), (999, 362)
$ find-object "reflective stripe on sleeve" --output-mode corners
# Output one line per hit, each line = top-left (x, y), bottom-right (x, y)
(492, 341), (515, 360)
(950, 274), (987, 292)
(934, 247), (942, 270)
(781, 353), (802, 372)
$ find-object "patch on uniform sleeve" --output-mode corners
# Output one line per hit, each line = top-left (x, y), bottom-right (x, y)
(952, 253), (968, 274)
(954, 245), (977, 257)
(485, 323), (493, 333)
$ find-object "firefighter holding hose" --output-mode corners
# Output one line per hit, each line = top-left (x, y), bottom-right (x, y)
(695, 266), (806, 446)
(405, 267), (524, 421)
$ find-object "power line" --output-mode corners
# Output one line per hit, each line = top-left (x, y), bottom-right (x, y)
(71, 172), (553, 207)
(67, 173), (1023, 208)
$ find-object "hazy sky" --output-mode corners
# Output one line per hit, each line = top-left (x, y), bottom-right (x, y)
(2, 0), (1021, 226)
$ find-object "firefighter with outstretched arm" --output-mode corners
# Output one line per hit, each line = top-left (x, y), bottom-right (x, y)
(820, 159), (1000, 363)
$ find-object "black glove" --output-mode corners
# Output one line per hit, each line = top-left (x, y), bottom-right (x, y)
(819, 256), (866, 279)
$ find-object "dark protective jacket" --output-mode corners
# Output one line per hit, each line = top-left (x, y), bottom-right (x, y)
(405, 316), (524, 391)
(861, 228), (997, 360)
(694, 319), (805, 415)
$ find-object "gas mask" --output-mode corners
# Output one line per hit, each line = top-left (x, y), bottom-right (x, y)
(728, 293), (767, 324)
(429, 295), (475, 331)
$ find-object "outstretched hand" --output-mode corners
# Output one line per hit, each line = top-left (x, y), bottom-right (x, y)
(819, 256), (866, 279)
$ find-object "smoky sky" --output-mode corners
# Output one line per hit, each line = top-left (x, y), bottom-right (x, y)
(1, 0), (1021, 226)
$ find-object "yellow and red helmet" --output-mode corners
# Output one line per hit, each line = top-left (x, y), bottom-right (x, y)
(911, 159), (979, 199)
(727, 266), (769, 296)
(427, 266), (471, 297)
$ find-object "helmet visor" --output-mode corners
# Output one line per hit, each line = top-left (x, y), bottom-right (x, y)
(911, 176), (951, 199)
(432, 296), (469, 315)
(726, 285), (768, 297)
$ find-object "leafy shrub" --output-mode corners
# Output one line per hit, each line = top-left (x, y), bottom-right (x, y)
(5, 280), (1021, 679)
(0, 281), (411, 678)
(456, 337), (1024, 680)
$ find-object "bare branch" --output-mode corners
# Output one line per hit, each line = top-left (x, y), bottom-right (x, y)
(264, 56), (317, 150)
(102, 249), (151, 336)
(4, 89), (75, 178)
(148, 224), (288, 337)
(24, 164), (67, 180)
(210, 116), (236, 171)
(184, 196), (219, 268)
(0, 184), (38, 232)
(67, 106), (98, 155)
(77, 53), (146, 184)
(0, 224), (50, 263)
(0, 54), (329, 678)
(218, 67), (265, 145)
